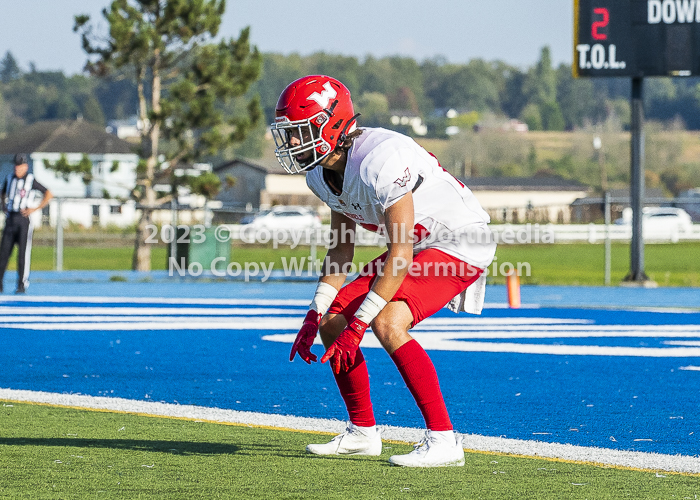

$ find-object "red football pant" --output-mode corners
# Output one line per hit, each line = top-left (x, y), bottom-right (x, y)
(333, 349), (376, 427)
(391, 339), (452, 431)
(328, 248), (483, 327)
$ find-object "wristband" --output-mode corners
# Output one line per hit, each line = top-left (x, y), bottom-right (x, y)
(354, 290), (388, 324)
(309, 281), (339, 315)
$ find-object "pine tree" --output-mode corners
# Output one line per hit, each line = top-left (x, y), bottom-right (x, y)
(82, 95), (106, 126)
(0, 51), (21, 82)
(522, 46), (564, 131)
(73, 0), (261, 270)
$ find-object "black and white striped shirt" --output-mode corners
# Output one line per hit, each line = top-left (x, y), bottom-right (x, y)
(2, 174), (48, 214)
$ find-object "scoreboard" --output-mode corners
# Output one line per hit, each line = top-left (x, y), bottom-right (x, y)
(574, 0), (700, 77)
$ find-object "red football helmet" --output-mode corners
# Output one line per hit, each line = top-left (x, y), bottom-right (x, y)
(271, 75), (358, 173)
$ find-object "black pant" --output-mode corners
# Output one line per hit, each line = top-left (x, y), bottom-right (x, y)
(0, 212), (33, 290)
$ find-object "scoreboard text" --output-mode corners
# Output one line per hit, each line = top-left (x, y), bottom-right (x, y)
(574, 0), (700, 77)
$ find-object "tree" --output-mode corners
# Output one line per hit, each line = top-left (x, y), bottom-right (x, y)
(0, 91), (7, 137)
(424, 59), (502, 113)
(82, 95), (106, 125)
(555, 63), (604, 129)
(521, 46), (561, 130)
(73, 0), (262, 270)
(523, 46), (557, 106)
(520, 103), (543, 131)
(539, 100), (565, 131)
(44, 154), (94, 186)
(354, 92), (390, 127)
(388, 87), (420, 114)
(0, 52), (21, 83)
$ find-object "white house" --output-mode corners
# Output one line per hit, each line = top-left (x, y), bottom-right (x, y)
(0, 119), (139, 198)
(0, 119), (141, 227)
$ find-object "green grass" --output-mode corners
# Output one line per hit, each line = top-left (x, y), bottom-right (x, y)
(4, 247), (169, 271)
(495, 242), (700, 287)
(9, 241), (700, 287)
(1, 401), (698, 499)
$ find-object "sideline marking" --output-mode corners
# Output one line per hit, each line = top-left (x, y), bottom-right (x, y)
(0, 296), (310, 306)
(0, 295), (515, 312)
(0, 295), (508, 309)
(1, 388), (698, 475)
(0, 306), (302, 316)
(265, 332), (700, 357)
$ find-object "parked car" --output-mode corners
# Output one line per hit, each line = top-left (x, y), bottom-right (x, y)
(240, 210), (269, 225)
(615, 207), (693, 240)
(246, 206), (321, 230)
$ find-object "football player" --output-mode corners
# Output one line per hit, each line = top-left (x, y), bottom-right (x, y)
(273, 75), (496, 467)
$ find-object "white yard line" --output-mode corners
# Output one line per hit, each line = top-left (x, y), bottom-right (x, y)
(0, 295), (511, 310)
(0, 296), (310, 306)
(0, 306), (302, 316)
(263, 331), (700, 357)
(0, 388), (697, 474)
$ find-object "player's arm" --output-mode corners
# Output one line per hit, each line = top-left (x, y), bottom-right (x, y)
(289, 210), (356, 364)
(369, 191), (414, 302)
(321, 193), (415, 374)
(319, 210), (356, 291)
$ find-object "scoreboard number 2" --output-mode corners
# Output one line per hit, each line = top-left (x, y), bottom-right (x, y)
(591, 7), (609, 40)
(576, 4), (626, 72)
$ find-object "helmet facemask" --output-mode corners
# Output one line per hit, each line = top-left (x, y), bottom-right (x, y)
(271, 112), (331, 174)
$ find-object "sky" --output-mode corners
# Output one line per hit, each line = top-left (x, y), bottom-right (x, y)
(0, 0), (574, 75)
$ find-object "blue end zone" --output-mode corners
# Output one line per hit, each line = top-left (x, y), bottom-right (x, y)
(0, 274), (699, 457)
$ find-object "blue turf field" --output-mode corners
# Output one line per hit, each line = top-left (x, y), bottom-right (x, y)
(1, 272), (699, 458)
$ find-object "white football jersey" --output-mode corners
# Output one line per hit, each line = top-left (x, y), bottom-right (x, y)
(306, 127), (497, 269)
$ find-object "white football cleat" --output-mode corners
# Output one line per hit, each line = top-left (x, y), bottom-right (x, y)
(389, 430), (465, 467)
(306, 423), (382, 456)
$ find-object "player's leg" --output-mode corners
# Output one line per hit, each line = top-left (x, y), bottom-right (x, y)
(375, 249), (483, 467)
(305, 260), (383, 456)
(370, 302), (464, 467)
(319, 311), (375, 427)
(372, 302), (453, 430)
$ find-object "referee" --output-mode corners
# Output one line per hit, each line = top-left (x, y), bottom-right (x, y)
(0, 153), (53, 293)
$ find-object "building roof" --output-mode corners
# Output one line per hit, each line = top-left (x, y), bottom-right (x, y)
(571, 187), (668, 205)
(214, 157), (288, 175)
(461, 175), (589, 192)
(0, 120), (136, 155)
(607, 188), (666, 199)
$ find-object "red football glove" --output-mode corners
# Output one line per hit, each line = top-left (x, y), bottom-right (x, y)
(321, 317), (369, 374)
(290, 310), (321, 364)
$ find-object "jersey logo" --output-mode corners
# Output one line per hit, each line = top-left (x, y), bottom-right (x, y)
(339, 199), (346, 206)
(308, 82), (337, 108)
(351, 202), (361, 210)
(344, 212), (365, 221)
(394, 168), (411, 188)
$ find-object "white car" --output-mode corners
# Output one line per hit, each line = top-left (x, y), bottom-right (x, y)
(615, 207), (693, 240)
(247, 206), (321, 230)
